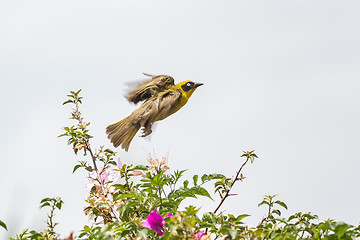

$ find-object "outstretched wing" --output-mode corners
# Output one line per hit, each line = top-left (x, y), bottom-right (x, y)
(126, 74), (175, 104)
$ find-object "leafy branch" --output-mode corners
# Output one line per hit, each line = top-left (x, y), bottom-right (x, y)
(213, 150), (258, 214)
(59, 89), (120, 222)
(39, 197), (63, 237)
(258, 194), (288, 225)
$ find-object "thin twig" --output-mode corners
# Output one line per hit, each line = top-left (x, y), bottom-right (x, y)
(259, 204), (272, 225)
(86, 141), (98, 173)
(213, 156), (250, 214)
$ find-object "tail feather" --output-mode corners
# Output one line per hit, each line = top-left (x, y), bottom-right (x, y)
(106, 117), (140, 151)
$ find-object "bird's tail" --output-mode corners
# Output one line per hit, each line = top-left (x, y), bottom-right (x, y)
(106, 117), (140, 151)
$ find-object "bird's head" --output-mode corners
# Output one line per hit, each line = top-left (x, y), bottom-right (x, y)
(177, 81), (203, 99)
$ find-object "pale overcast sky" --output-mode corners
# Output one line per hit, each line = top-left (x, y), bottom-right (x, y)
(1, 1), (360, 238)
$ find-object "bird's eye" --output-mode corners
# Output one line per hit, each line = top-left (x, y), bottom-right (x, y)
(181, 82), (194, 92)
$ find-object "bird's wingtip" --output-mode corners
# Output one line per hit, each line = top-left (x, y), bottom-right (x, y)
(142, 73), (156, 78)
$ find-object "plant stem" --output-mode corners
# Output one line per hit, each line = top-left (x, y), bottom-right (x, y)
(213, 155), (250, 214)
(47, 199), (57, 232)
(85, 140), (121, 222)
(86, 141), (98, 173)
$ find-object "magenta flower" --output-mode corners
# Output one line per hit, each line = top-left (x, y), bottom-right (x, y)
(193, 230), (205, 239)
(141, 208), (172, 235)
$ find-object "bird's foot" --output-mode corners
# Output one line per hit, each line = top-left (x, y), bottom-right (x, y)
(140, 128), (152, 137)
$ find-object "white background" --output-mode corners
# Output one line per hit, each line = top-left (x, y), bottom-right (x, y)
(1, 1), (359, 238)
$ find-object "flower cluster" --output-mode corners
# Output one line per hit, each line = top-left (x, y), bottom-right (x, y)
(147, 156), (169, 174)
(84, 159), (123, 222)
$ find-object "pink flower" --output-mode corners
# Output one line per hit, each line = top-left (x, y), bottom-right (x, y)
(100, 169), (110, 182)
(86, 164), (121, 189)
(129, 170), (145, 177)
(117, 158), (122, 168)
(193, 230), (205, 239)
(140, 208), (172, 235)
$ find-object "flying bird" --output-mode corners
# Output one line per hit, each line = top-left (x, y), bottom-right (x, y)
(106, 73), (203, 151)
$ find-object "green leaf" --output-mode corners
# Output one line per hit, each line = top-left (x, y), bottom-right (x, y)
(272, 209), (281, 216)
(202, 212), (217, 223)
(258, 200), (268, 207)
(275, 200), (288, 209)
(112, 184), (128, 191)
(78, 232), (88, 238)
(192, 186), (213, 200)
(85, 166), (93, 172)
(0, 220), (7, 231)
(114, 193), (137, 201)
(201, 174), (208, 183)
(334, 222), (353, 237)
(73, 164), (82, 173)
(56, 201), (63, 210)
(40, 202), (51, 208)
(83, 225), (91, 232)
(57, 133), (68, 138)
(62, 99), (74, 105)
(288, 214), (297, 221)
(40, 198), (51, 203)
(236, 214), (250, 221)
(193, 175), (198, 186)
(75, 89), (82, 95)
(183, 180), (189, 188)
(208, 173), (226, 180)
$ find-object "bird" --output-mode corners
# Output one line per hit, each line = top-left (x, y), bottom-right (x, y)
(106, 73), (203, 151)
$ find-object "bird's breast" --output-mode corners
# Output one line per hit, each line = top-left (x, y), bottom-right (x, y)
(156, 93), (188, 122)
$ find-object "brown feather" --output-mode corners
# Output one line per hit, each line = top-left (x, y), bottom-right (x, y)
(126, 75), (175, 104)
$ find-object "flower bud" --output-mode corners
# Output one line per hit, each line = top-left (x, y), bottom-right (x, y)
(161, 165), (170, 173)
(160, 157), (167, 165)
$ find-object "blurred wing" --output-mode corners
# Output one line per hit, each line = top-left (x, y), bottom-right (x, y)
(156, 90), (182, 119)
(127, 74), (175, 104)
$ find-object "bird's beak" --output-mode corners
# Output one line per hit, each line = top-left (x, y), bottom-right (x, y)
(193, 82), (204, 88)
